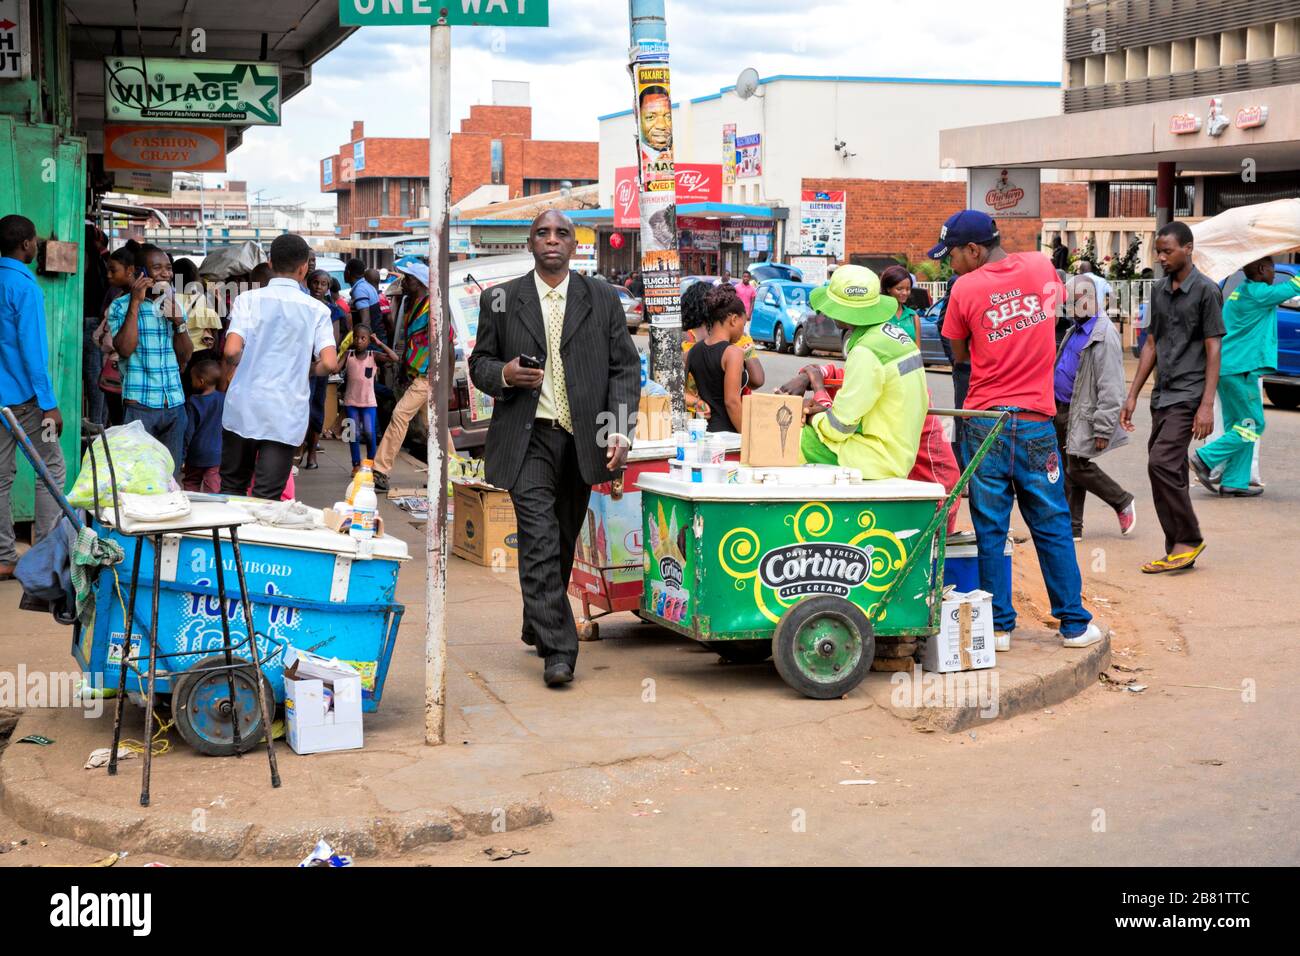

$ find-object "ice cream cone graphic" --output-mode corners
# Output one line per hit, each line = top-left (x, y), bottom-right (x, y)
(776, 403), (794, 453)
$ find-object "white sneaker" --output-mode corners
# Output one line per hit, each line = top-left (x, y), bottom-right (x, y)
(1061, 622), (1104, 648)
(994, 630), (1012, 652)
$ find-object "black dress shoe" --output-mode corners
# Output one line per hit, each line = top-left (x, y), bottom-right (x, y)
(1188, 452), (1220, 494)
(1220, 485), (1263, 497)
(543, 661), (574, 687)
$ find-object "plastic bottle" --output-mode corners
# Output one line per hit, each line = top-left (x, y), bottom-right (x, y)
(350, 465), (377, 541)
(347, 459), (373, 506)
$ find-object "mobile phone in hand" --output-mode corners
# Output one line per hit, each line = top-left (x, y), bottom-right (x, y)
(519, 354), (544, 370)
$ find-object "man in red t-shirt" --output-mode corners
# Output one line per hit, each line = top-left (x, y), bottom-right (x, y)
(935, 210), (1100, 651)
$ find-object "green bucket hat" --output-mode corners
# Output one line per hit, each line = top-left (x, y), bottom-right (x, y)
(808, 264), (899, 327)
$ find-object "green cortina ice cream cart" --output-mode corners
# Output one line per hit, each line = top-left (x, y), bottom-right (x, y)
(636, 410), (1008, 699)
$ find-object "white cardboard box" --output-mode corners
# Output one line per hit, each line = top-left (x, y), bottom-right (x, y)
(922, 589), (997, 673)
(283, 647), (364, 755)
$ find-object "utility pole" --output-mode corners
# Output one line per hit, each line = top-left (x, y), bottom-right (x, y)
(424, 17), (452, 746)
(627, 0), (685, 426)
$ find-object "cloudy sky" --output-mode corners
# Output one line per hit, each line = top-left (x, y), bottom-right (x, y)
(228, 0), (1064, 206)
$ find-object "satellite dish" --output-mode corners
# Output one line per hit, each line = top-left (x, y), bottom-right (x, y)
(735, 67), (760, 100)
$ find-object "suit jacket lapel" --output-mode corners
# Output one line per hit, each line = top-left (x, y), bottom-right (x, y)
(515, 271), (547, 352)
(560, 271), (591, 349)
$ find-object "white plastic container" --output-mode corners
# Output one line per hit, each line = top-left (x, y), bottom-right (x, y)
(687, 418), (708, 443)
(350, 480), (378, 540)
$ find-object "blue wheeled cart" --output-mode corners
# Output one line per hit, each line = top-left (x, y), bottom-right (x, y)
(81, 508), (410, 757)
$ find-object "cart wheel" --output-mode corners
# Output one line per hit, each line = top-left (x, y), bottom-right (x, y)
(576, 618), (601, 642)
(710, 640), (772, 664)
(773, 596), (875, 699)
(171, 656), (273, 757)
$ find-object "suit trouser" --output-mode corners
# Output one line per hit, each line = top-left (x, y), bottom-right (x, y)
(509, 422), (592, 668)
(1053, 404), (1133, 535)
(374, 376), (428, 475)
(1148, 400), (1202, 555)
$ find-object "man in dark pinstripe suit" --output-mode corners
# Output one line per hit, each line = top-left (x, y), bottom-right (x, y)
(469, 211), (641, 686)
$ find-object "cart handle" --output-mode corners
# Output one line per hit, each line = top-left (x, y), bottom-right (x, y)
(864, 408), (1010, 626)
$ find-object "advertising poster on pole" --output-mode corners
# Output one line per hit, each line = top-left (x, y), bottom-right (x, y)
(722, 124), (737, 185)
(799, 189), (847, 259)
(636, 64), (674, 187)
(639, 190), (681, 329)
(736, 134), (762, 178)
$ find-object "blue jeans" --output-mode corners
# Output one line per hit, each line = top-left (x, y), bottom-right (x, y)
(963, 410), (1091, 636)
(124, 402), (187, 481)
(83, 315), (108, 427)
(345, 405), (377, 467)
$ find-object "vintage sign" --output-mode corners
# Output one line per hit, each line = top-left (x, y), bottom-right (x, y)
(1169, 113), (1202, 135)
(0, 0), (31, 78)
(1235, 105), (1269, 130)
(799, 189), (847, 259)
(339, 0), (549, 26)
(103, 125), (227, 172)
(967, 167), (1040, 220)
(104, 57), (282, 126)
(735, 133), (762, 178)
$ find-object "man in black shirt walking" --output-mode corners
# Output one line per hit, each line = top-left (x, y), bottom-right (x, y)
(1121, 221), (1224, 574)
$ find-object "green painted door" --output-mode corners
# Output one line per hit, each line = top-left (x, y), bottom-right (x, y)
(0, 115), (86, 519)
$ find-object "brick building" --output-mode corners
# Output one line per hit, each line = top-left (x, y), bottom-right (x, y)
(803, 178), (1089, 265)
(322, 81), (598, 240)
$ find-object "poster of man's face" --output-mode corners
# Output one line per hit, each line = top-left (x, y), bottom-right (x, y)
(639, 86), (673, 152)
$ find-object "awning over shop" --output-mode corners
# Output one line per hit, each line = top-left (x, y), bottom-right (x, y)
(940, 81), (1300, 173)
(65, 1), (355, 157)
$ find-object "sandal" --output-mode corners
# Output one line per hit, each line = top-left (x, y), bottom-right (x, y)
(1141, 543), (1206, 574)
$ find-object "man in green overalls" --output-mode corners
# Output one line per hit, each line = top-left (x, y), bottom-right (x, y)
(1194, 256), (1300, 496)
(799, 265), (928, 479)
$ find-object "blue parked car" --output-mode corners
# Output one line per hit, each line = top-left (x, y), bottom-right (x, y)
(917, 299), (949, 367)
(747, 261), (804, 284)
(749, 280), (821, 354)
(1133, 263), (1300, 409)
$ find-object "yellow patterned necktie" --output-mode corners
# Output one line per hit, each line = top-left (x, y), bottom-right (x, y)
(545, 289), (572, 432)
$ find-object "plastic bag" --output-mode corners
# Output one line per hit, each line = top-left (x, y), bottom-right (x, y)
(68, 420), (177, 508)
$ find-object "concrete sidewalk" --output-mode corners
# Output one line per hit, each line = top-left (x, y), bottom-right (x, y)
(0, 438), (1107, 861)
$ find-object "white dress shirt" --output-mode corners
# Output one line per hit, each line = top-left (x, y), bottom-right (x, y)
(223, 277), (335, 446)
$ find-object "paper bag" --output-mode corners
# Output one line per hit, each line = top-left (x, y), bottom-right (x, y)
(740, 393), (804, 466)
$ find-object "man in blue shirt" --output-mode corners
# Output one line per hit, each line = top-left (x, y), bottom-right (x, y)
(0, 215), (66, 579)
(345, 258), (380, 339)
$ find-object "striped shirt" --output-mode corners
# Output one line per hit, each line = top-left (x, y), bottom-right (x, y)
(107, 294), (187, 409)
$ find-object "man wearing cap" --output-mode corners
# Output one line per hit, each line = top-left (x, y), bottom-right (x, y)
(799, 265), (928, 480)
(373, 261), (432, 489)
(934, 210), (1101, 651)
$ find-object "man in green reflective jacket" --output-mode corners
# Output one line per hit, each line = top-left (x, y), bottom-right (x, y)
(799, 265), (928, 479)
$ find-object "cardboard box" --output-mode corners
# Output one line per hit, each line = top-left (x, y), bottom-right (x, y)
(283, 648), (364, 755)
(922, 589), (997, 673)
(452, 481), (518, 568)
(635, 393), (673, 443)
(740, 393), (804, 467)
